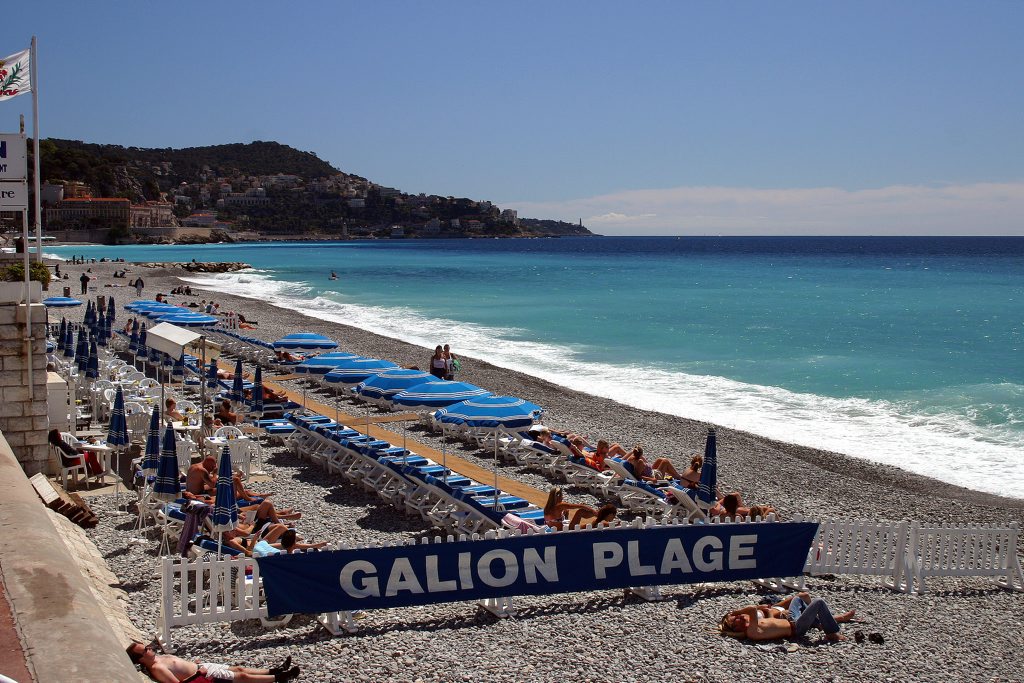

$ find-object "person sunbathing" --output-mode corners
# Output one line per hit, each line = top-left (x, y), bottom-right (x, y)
(543, 487), (601, 530)
(252, 529), (327, 556)
(184, 456), (218, 503)
(710, 492), (751, 519)
(276, 350), (304, 363)
(567, 503), (617, 530)
(216, 400), (239, 425)
(234, 476), (301, 520)
(126, 641), (299, 682)
(720, 592), (855, 643)
(678, 454), (703, 488)
(622, 445), (682, 483)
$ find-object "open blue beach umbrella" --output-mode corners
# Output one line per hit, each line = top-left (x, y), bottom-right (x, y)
(355, 368), (434, 401)
(435, 395), (543, 431)
(252, 365), (264, 416)
(322, 358), (399, 387)
(207, 359), (220, 389)
(229, 358), (244, 403)
(294, 352), (361, 375)
(391, 381), (492, 411)
(272, 332), (338, 352)
(142, 406), (162, 477)
(210, 445), (238, 559)
(85, 338), (100, 379)
(124, 299), (162, 312)
(106, 386), (130, 448)
(153, 425), (181, 503)
(696, 427), (719, 511)
(157, 312), (218, 327)
(42, 296), (83, 308)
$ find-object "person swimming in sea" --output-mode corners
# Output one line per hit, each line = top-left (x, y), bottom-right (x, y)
(329, 271), (338, 280)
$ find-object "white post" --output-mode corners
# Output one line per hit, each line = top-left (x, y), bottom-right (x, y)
(31, 36), (42, 263)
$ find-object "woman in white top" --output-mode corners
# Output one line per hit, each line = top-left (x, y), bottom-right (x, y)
(429, 345), (447, 379)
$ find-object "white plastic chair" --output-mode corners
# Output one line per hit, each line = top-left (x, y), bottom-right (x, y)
(214, 426), (243, 439)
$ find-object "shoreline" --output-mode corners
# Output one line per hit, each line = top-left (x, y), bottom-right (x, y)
(77, 259), (1024, 521)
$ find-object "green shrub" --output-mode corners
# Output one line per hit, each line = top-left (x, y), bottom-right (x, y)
(2, 261), (52, 287)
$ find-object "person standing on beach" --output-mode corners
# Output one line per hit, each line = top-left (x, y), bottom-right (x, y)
(134, 277), (145, 297)
(429, 345), (447, 379)
(79, 272), (90, 294)
(443, 344), (459, 380)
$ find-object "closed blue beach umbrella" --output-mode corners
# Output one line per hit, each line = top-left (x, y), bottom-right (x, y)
(75, 330), (89, 372)
(229, 358), (245, 403)
(106, 386), (130, 449)
(171, 354), (185, 380)
(85, 338), (100, 379)
(252, 365), (264, 417)
(106, 296), (115, 322)
(63, 326), (76, 358)
(272, 332), (338, 352)
(57, 318), (67, 352)
(142, 406), (162, 477)
(128, 324), (140, 353)
(209, 446), (238, 559)
(83, 301), (94, 326)
(138, 324), (148, 358)
(391, 381), (492, 411)
(355, 368), (433, 401)
(96, 312), (108, 347)
(42, 296), (83, 308)
(696, 427), (719, 512)
(207, 359), (220, 389)
(153, 425), (182, 503)
(322, 358), (399, 386)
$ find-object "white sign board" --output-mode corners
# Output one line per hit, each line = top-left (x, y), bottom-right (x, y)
(0, 133), (26, 180)
(0, 180), (26, 210)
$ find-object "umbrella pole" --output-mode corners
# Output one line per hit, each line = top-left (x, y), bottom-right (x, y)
(402, 423), (408, 465)
(334, 385), (339, 425)
(218, 531), (223, 561)
(494, 433), (499, 506)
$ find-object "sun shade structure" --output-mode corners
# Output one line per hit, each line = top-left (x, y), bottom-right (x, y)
(142, 406), (162, 477)
(696, 427), (719, 511)
(354, 368), (434, 401)
(153, 425), (181, 503)
(272, 332), (338, 351)
(210, 445), (238, 559)
(390, 381), (492, 410)
(322, 358), (399, 386)
(42, 296), (83, 307)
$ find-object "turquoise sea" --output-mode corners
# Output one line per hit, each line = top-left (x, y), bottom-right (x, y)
(49, 237), (1024, 498)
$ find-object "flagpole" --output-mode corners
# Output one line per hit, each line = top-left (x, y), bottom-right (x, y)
(30, 36), (41, 264)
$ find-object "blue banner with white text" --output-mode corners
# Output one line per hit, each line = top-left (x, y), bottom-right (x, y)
(257, 522), (818, 615)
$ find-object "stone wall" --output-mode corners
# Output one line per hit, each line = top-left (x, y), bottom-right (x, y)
(0, 285), (50, 474)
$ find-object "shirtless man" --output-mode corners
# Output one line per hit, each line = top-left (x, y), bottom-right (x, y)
(184, 456), (218, 502)
(721, 592), (854, 642)
(126, 641), (299, 682)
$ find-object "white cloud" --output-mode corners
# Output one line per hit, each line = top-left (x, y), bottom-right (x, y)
(505, 182), (1024, 235)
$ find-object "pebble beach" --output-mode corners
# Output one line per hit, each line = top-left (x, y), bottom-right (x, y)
(61, 259), (1024, 683)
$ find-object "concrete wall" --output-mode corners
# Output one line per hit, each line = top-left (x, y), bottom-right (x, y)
(0, 286), (49, 474)
(0, 431), (142, 682)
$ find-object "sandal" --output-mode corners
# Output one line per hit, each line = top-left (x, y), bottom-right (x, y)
(868, 632), (884, 645)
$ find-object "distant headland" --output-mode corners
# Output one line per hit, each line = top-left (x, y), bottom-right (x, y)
(34, 139), (595, 244)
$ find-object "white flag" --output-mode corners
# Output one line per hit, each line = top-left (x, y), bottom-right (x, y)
(0, 48), (31, 102)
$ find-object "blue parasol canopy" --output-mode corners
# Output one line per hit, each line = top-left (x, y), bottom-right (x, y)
(63, 325), (76, 358)
(96, 312), (108, 347)
(42, 296), (83, 308)
(106, 386), (130, 448)
(106, 296), (115, 322)
(152, 425), (181, 503)
(142, 406), (162, 477)
(293, 352), (361, 375)
(75, 330), (89, 372)
(137, 324), (148, 358)
(696, 427), (719, 511)
(322, 358), (399, 386)
(157, 312), (218, 327)
(57, 318), (67, 352)
(434, 395), (543, 431)
(171, 353), (185, 379)
(229, 358), (244, 403)
(128, 325), (139, 353)
(272, 332), (338, 352)
(354, 368), (433, 401)
(390, 381), (492, 410)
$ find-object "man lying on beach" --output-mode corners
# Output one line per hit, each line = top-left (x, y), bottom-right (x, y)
(720, 592), (855, 643)
(126, 641), (299, 682)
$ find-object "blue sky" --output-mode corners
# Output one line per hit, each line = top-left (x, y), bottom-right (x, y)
(2, 1), (1022, 234)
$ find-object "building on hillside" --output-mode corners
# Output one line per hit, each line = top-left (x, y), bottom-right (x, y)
(40, 183), (64, 206)
(423, 218), (440, 234)
(130, 201), (176, 228)
(45, 197), (130, 231)
(500, 209), (519, 225)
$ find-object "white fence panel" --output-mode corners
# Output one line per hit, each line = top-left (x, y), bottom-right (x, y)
(908, 521), (1024, 594)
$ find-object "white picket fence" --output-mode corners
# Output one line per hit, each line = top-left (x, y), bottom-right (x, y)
(158, 554), (295, 651)
(158, 518), (1023, 645)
